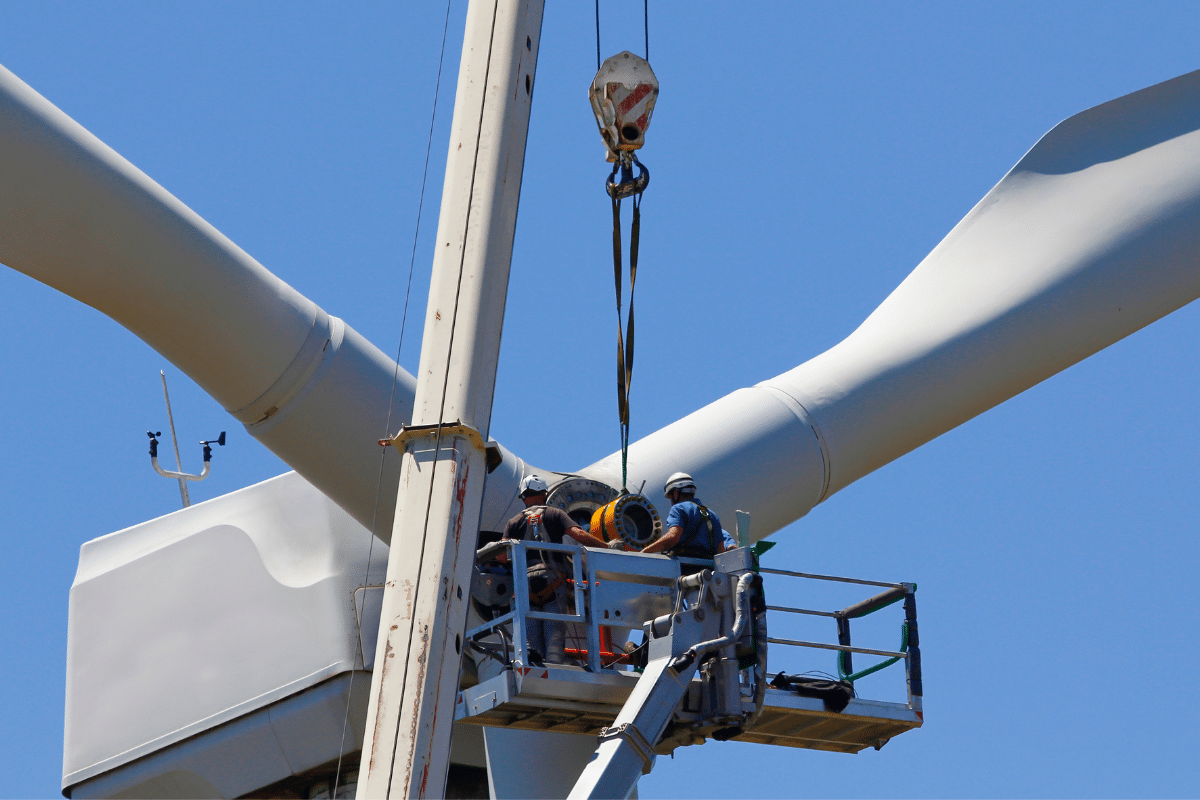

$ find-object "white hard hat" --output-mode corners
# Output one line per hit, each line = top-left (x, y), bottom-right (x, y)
(519, 474), (549, 497)
(663, 472), (696, 498)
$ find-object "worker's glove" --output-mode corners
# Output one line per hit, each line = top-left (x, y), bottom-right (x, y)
(606, 539), (625, 550)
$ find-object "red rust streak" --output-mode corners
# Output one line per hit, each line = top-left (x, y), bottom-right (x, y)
(368, 637), (396, 771)
(452, 455), (470, 548)
(422, 613), (456, 799)
(404, 624), (430, 795)
(419, 763), (431, 797)
(422, 668), (442, 798)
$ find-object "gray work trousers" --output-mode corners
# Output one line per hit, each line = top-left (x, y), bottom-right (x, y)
(527, 585), (567, 664)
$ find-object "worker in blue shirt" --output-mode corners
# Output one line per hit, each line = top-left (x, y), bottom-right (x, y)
(642, 472), (735, 572)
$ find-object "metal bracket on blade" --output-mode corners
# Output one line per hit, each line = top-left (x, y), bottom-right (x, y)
(596, 722), (656, 774)
(379, 420), (503, 473)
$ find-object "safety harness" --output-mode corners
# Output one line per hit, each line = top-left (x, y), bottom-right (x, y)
(521, 506), (566, 606)
(671, 502), (719, 559)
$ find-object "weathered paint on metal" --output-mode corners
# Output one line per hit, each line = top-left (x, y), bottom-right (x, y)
(356, 1), (546, 796)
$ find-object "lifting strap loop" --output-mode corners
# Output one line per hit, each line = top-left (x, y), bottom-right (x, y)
(610, 168), (644, 492)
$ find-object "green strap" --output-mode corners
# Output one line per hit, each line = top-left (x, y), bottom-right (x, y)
(839, 622), (909, 683)
(752, 540), (776, 558)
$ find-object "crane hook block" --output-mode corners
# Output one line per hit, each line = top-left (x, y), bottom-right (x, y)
(590, 51), (659, 164)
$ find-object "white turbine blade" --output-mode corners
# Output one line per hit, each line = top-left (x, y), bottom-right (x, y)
(784, 69), (1200, 499)
(0, 63), (416, 534)
(583, 69), (1200, 540)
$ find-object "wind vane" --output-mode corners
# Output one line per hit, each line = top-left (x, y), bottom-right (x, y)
(146, 370), (225, 507)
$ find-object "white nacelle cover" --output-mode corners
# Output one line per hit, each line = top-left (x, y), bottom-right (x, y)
(63, 471), (385, 791)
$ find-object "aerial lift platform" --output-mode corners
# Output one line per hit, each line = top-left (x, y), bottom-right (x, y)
(457, 538), (923, 796)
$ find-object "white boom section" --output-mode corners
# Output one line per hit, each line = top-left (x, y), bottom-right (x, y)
(357, 2), (544, 797)
(581, 69), (1200, 538)
(571, 657), (691, 800)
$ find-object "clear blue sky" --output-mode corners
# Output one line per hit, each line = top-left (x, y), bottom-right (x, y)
(2, 2), (1199, 798)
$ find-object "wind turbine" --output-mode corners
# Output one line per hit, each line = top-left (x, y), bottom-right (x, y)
(2, 6), (1200, 800)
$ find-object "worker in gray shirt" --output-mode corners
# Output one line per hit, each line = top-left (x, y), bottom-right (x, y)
(502, 474), (610, 664)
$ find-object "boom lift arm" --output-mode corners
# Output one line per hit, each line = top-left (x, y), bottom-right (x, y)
(459, 522), (923, 797)
(568, 548), (767, 800)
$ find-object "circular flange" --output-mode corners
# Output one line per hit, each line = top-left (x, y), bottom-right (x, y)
(545, 477), (620, 530)
(592, 492), (662, 547)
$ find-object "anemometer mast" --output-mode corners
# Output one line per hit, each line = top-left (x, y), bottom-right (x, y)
(147, 371), (224, 507)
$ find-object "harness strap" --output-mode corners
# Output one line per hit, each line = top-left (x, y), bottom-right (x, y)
(522, 506), (551, 543)
(671, 502), (717, 558)
(521, 507), (568, 596)
(696, 504), (716, 554)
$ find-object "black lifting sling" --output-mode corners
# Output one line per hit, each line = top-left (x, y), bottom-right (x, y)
(609, 162), (646, 492)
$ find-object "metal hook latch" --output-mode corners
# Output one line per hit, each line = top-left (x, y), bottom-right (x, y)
(606, 155), (650, 200)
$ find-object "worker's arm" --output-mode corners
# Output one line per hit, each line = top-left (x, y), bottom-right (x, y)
(492, 532), (514, 564)
(719, 528), (737, 553)
(567, 526), (611, 549)
(642, 526), (683, 554)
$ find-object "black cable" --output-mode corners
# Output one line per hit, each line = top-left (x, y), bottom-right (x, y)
(331, 1), (454, 796)
(498, 625), (513, 666)
(467, 639), (509, 667)
(644, 0), (649, 61)
(595, 0), (601, 70)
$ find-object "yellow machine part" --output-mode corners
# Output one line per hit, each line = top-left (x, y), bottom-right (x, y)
(590, 503), (619, 544)
(590, 493), (661, 549)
